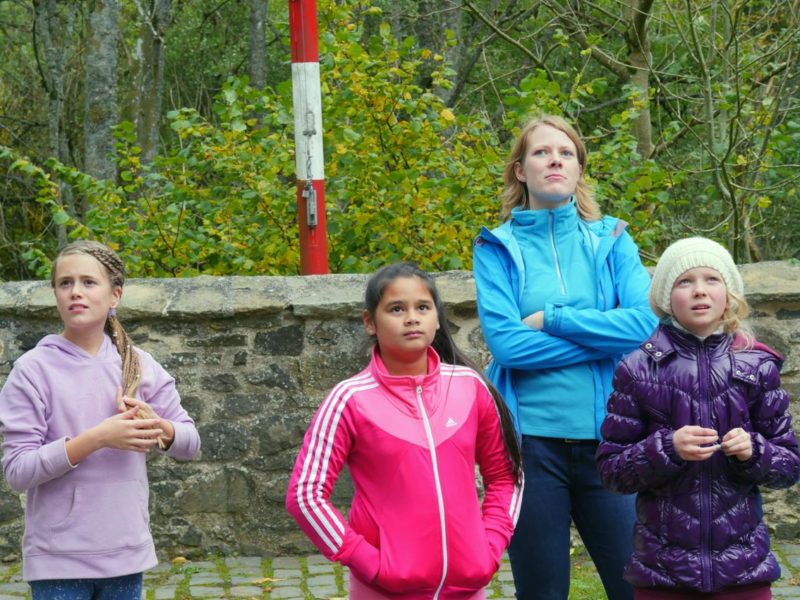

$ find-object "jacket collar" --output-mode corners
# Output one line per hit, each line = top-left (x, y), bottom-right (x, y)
(641, 322), (732, 363)
(476, 200), (628, 273)
(367, 346), (443, 417)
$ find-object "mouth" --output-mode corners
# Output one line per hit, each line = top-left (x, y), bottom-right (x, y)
(68, 304), (89, 312)
(404, 331), (424, 338)
(546, 174), (565, 182)
(691, 304), (711, 311)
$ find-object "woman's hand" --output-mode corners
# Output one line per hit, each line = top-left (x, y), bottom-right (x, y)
(522, 311), (545, 330)
(722, 427), (753, 462)
(672, 425), (720, 461)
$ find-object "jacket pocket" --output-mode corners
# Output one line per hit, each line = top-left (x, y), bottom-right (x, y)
(446, 529), (498, 589)
(47, 480), (150, 553)
(376, 524), (438, 593)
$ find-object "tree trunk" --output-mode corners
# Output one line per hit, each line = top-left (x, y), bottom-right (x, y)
(625, 0), (654, 158)
(33, 0), (76, 242)
(248, 0), (267, 89)
(136, 0), (171, 165)
(84, 0), (119, 189)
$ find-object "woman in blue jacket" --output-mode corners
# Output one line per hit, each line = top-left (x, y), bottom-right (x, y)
(473, 115), (657, 600)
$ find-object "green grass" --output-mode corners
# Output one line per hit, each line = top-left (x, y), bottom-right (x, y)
(569, 545), (607, 599)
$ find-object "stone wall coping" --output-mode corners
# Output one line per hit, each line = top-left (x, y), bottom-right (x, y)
(0, 261), (796, 320)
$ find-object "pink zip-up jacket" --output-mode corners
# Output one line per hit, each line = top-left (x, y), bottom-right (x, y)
(286, 347), (522, 599)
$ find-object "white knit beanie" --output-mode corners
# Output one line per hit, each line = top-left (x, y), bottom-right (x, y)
(648, 237), (744, 318)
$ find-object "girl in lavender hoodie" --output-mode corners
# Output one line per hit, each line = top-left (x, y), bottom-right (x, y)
(0, 240), (200, 600)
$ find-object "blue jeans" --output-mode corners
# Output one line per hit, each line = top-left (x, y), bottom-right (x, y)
(509, 436), (635, 600)
(30, 573), (142, 600)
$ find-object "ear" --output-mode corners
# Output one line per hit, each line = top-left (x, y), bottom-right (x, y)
(363, 309), (376, 336)
(514, 161), (526, 182)
(110, 286), (122, 309)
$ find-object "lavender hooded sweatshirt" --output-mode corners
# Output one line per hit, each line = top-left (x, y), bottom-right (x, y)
(0, 334), (200, 581)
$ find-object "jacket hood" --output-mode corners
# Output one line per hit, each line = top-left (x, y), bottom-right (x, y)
(35, 333), (118, 362)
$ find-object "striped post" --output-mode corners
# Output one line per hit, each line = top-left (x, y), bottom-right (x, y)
(289, 0), (328, 274)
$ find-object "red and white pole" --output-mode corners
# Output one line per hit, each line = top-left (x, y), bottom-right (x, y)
(289, 0), (328, 274)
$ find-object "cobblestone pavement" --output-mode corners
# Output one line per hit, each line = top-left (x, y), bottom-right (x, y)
(0, 543), (799, 599)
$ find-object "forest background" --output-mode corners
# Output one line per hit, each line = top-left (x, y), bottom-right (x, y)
(0, 0), (798, 279)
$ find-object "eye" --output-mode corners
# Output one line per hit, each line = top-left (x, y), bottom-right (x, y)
(389, 305), (404, 313)
(532, 149), (547, 156)
(675, 278), (690, 286)
(58, 280), (71, 288)
(561, 149), (575, 157)
(418, 304), (430, 312)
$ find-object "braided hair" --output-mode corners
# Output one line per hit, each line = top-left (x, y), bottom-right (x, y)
(51, 240), (141, 397)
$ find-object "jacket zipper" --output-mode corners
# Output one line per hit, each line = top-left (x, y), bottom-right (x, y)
(698, 343), (713, 592)
(549, 211), (566, 295)
(415, 385), (447, 599)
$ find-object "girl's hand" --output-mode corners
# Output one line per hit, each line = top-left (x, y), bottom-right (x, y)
(116, 387), (173, 449)
(722, 427), (753, 462)
(522, 311), (544, 330)
(673, 425), (720, 461)
(93, 408), (163, 452)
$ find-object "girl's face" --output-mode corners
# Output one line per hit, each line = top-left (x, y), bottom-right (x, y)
(363, 276), (440, 376)
(514, 124), (582, 210)
(670, 267), (728, 337)
(54, 253), (121, 346)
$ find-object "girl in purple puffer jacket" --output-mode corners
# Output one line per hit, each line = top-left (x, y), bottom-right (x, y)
(597, 237), (800, 600)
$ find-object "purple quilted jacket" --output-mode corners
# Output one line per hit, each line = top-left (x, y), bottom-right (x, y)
(597, 324), (800, 593)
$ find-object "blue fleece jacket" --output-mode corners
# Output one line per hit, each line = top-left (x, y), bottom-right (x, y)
(473, 200), (657, 439)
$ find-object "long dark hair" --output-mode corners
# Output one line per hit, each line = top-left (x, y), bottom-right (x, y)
(365, 262), (522, 481)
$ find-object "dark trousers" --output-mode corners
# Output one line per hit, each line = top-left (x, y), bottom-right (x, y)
(509, 436), (636, 600)
(30, 573), (143, 600)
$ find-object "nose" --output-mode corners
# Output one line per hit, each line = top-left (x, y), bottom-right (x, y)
(549, 153), (562, 167)
(693, 283), (707, 296)
(406, 310), (420, 324)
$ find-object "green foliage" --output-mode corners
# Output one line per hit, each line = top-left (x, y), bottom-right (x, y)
(320, 0), (503, 272)
(13, 0), (797, 279)
(501, 74), (674, 260)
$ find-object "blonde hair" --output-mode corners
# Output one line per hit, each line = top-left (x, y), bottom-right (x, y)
(501, 115), (601, 222)
(721, 289), (753, 340)
(51, 240), (141, 397)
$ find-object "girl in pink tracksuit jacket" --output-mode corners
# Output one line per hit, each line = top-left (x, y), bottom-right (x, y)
(286, 262), (523, 600)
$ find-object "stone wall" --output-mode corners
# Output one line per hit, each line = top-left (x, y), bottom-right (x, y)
(0, 263), (799, 561)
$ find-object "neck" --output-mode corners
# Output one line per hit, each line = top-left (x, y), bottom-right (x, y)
(381, 352), (428, 377)
(62, 328), (105, 356)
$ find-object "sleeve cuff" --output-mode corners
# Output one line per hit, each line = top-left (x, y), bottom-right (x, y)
(342, 537), (380, 584)
(544, 303), (559, 332)
(485, 527), (510, 562)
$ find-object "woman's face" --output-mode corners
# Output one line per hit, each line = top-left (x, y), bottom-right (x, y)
(514, 124), (582, 210)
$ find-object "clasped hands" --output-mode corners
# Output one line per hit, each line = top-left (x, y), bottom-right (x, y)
(673, 425), (752, 462)
(94, 388), (173, 452)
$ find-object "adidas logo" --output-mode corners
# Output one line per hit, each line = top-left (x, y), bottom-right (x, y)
(445, 417), (457, 428)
